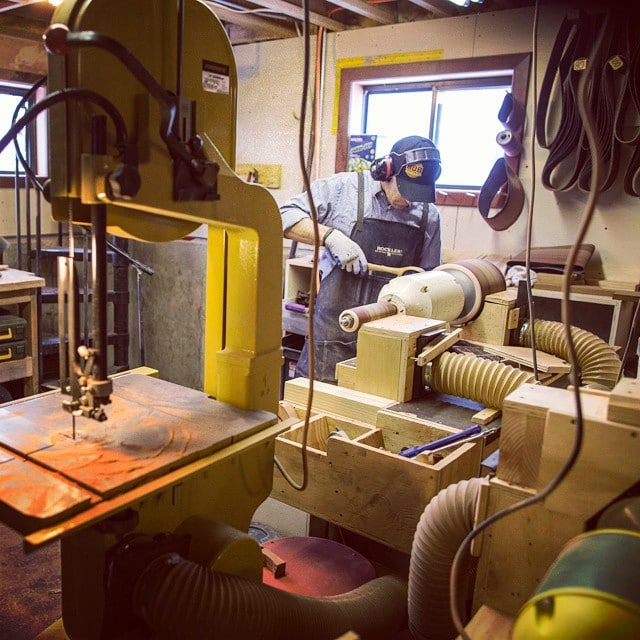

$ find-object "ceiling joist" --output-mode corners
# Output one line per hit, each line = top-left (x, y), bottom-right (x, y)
(1, 1), (538, 46)
(324, 0), (397, 25)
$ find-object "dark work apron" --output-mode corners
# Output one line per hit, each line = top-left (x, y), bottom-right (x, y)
(297, 173), (427, 382)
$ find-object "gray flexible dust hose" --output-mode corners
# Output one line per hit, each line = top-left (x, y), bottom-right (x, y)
(408, 478), (485, 640)
(132, 553), (408, 640)
(519, 319), (621, 390)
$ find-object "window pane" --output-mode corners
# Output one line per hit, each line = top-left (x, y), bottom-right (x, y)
(364, 90), (432, 157)
(0, 92), (27, 174)
(434, 87), (507, 188)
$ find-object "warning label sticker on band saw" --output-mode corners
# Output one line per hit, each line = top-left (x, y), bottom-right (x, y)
(202, 60), (230, 94)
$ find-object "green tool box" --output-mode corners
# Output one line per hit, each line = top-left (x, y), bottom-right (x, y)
(0, 339), (27, 362)
(0, 314), (27, 344)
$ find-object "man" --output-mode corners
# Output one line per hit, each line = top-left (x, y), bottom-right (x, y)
(281, 135), (442, 382)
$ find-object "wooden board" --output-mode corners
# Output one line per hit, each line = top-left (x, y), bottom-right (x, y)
(484, 289), (518, 305)
(284, 377), (395, 425)
(470, 343), (570, 374)
(0, 268), (45, 293)
(355, 316), (446, 402)
(415, 328), (461, 366)
(375, 409), (459, 448)
(472, 407), (501, 425)
(0, 356), (33, 385)
(538, 410), (640, 519)
(458, 606), (513, 640)
(497, 383), (608, 487)
(336, 357), (357, 390)
(607, 376), (640, 427)
(472, 477), (584, 617)
(279, 414), (372, 451)
(460, 294), (518, 346)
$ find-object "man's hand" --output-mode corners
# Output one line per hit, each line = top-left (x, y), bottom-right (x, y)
(324, 229), (368, 275)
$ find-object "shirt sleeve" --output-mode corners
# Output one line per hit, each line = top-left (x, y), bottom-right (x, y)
(417, 204), (442, 271)
(279, 174), (346, 232)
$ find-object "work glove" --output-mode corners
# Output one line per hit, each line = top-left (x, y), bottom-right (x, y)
(324, 229), (368, 275)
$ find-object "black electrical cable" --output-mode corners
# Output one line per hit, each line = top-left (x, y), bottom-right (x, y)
(524, 2), (541, 383)
(273, 0), (318, 492)
(449, 5), (610, 639)
(11, 76), (47, 194)
(1, 88), (129, 158)
(619, 298), (640, 378)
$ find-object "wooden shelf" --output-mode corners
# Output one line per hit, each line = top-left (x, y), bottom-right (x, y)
(0, 268), (45, 396)
(0, 356), (32, 384)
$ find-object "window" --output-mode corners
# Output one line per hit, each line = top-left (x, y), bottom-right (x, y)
(0, 80), (47, 185)
(336, 54), (530, 206)
(0, 85), (28, 174)
(363, 80), (510, 189)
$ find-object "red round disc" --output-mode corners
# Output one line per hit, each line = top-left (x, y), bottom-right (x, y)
(262, 536), (377, 596)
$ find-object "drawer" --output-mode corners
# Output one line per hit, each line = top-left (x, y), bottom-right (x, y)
(0, 339), (27, 362)
(0, 314), (27, 344)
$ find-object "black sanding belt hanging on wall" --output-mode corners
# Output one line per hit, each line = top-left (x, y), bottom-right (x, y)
(537, 7), (637, 195)
(477, 157), (525, 231)
(616, 27), (640, 197)
(576, 11), (624, 193)
(536, 9), (594, 192)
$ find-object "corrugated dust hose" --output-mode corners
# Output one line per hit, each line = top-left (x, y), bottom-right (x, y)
(408, 478), (485, 640)
(427, 319), (622, 409)
(429, 351), (535, 408)
(519, 319), (621, 390)
(132, 552), (408, 639)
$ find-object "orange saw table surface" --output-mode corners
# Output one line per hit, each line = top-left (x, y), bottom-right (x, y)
(0, 374), (276, 537)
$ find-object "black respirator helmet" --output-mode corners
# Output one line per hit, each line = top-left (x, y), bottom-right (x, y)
(369, 135), (442, 203)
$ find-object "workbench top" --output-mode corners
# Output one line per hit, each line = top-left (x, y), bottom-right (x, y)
(0, 268), (45, 293)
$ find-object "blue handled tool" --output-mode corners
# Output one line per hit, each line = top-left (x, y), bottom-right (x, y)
(399, 424), (483, 459)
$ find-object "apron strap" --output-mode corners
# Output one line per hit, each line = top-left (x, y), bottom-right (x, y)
(412, 207), (429, 264)
(355, 171), (365, 232)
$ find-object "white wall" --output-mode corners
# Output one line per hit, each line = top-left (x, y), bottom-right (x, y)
(234, 4), (640, 283)
(0, 191), (56, 238)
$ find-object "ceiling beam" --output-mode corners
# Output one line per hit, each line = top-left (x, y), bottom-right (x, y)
(0, 0), (43, 14)
(404, 0), (456, 18)
(0, 12), (48, 38)
(248, 0), (347, 32)
(204, 1), (297, 39)
(325, 0), (396, 24)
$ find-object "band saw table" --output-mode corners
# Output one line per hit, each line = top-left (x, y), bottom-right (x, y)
(0, 373), (282, 549)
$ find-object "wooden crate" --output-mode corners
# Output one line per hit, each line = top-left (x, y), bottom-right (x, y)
(497, 384), (608, 487)
(271, 411), (483, 553)
(472, 477), (584, 617)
